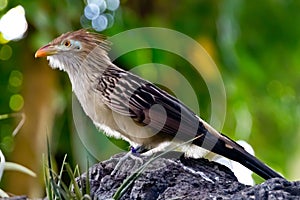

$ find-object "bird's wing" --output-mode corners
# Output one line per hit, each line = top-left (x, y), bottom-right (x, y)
(96, 66), (206, 141)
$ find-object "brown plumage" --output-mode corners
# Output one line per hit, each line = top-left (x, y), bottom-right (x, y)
(35, 29), (284, 180)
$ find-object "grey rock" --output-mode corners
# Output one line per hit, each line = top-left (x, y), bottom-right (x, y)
(77, 152), (300, 200)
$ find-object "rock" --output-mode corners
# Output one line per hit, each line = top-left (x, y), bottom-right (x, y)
(77, 152), (300, 200)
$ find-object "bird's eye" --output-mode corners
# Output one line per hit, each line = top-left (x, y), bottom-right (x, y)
(63, 40), (71, 47)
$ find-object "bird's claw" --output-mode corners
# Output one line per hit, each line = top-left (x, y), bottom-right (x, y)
(111, 147), (144, 176)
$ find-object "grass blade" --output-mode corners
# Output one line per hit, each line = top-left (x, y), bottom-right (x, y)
(57, 154), (68, 188)
(46, 137), (63, 200)
(65, 163), (82, 198)
(86, 158), (90, 196)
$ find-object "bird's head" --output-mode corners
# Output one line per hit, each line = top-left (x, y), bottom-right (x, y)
(35, 29), (110, 72)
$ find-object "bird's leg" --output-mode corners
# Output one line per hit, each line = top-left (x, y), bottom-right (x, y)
(130, 145), (148, 154)
(111, 145), (145, 176)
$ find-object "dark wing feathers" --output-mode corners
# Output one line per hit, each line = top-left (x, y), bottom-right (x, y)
(96, 66), (201, 140)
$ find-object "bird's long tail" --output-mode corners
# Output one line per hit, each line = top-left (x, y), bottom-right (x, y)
(194, 122), (283, 180)
(212, 136), (282, 180)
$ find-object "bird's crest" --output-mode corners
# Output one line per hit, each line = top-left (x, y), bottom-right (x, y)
(51, 29), (111, 52)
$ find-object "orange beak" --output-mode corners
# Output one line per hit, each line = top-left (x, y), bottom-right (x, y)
(35, 44), (57, 58)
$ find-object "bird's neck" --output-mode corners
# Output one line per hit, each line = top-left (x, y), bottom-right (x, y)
(67, 53), (113, 92)
(65, 52), (116, 123)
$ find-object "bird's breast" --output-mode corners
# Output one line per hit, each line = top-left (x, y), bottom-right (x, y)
(71, 78), (156, 146)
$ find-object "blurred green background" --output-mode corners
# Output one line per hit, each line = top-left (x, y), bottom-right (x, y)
(0, 0), (300, 197)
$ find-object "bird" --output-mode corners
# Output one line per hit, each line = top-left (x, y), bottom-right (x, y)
(35, 29), (283, 180)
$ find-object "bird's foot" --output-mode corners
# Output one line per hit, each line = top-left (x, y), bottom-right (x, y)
(111, 146), (144, 176)
(130, 145), (148, 154)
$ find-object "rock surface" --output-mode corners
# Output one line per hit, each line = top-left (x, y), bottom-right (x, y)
(77, 152), (300, 200)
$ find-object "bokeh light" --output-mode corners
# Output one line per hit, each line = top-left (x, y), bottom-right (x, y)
(1, 136), (14, 153)
(0, 5), (28, 41)
(9, 94), (24, 111)
(0, 44), (12, 60)
(92, 15), (108, 31)
(87, 0), (104, 6)
(9, 70), (23, 88)
(0, 0), (7, 11)
(84, 3), (100, 20)
(106, 0), (120, 11)
(104, 13), (114, 28)
(82, 0), (119, 32)
(98, 1), (107, 13)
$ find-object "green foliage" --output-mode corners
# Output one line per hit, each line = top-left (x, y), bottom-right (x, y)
(44, 140), (91, 199)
